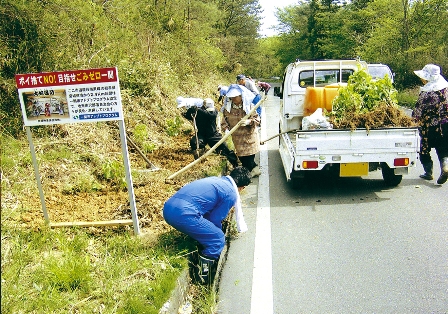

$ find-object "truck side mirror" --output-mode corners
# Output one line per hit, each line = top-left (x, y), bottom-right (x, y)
(274, 86), (280, 96)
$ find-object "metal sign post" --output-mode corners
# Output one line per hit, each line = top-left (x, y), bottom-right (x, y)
(25, 126), (49, 223)
(118, 120), (141, 235)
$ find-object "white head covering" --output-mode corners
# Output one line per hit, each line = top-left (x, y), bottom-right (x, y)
(203, 98), (215, 111)
(176, 96), (185, 108)
(414, 64), (448, 92)
(224, 84), (255, 114)
(176, 96), (203, 108)
(227, 175), (248, 233)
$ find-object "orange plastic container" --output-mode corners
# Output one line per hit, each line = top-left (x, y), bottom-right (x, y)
(303, 86), (340, 116)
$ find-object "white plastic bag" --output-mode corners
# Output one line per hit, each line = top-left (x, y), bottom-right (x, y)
(302, 108), (333, 130)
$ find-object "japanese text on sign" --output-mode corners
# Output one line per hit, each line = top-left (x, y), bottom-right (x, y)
(15, 67), (124, 126)
(16, 68), (117, 88)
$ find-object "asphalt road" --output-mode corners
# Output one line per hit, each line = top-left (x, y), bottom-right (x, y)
(217, 89), (448, 313)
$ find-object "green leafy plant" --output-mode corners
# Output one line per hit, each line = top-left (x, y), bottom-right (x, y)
(133, 123), (149, 143)
(166, 116), (183, 137)
(328, 68), (416, 130)
(331, 67), (398, 121)
(133, 124), (157, 153)
(101, 160), (126, 188)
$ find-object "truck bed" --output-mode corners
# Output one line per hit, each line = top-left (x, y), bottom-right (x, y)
(295, 127), (419, 157)
(279, 127), (420, 180)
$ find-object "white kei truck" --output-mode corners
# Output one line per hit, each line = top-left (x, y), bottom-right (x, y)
(273, 59), (420, 187)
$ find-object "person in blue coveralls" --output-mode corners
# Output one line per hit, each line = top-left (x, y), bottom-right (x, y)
(163, 166), (251, 284)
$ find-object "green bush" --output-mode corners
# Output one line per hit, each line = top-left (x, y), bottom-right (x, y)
(166, 116), (183, 137)
(397, 88), (419, 109)
(133, 123), (157, 153)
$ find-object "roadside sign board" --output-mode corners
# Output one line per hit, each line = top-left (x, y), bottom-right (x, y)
(15, 67), (140, 235)
(15, 67), (123, 126)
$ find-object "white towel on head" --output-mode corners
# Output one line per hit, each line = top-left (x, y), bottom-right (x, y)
(176, 96), (203, 108)
(224, 84), (255, 115)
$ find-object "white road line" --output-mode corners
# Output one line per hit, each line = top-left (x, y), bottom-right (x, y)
(250, 108), (273, 314)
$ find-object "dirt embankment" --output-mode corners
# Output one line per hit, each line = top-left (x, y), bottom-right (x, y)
(17, 132), (225, 235)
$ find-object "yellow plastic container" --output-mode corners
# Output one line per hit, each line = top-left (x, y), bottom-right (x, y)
(303, 85), (340, 116)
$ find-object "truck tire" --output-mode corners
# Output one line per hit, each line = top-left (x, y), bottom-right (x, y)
(381, 163), (403, 186)
(290, 171), (306, 189)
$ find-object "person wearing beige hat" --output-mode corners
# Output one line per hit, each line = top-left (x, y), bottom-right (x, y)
(412, 64), (448, 184)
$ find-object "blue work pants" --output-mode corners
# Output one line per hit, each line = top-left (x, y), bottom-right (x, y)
(163, 197), (226, 259)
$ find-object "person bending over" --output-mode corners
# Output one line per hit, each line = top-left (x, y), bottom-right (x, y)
(163, 167), (251, 284)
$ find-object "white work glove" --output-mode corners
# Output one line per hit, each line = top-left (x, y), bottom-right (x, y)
(225, 129), (230, 135)
(241, 119), (251, 126)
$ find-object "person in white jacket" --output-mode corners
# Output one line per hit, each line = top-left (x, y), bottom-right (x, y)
(163, 166), (251, 284)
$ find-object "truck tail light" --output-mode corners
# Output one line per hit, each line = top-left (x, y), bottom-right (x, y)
(303, 160), (318, 169)
(394, 158), (409, 166)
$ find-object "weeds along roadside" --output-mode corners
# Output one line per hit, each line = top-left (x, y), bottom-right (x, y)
(1, 107), (232, 312)
(1, 224), (194, 313)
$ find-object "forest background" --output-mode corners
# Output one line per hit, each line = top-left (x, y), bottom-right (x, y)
(2, 0), (448, 136)
(1, 0), (448, 313)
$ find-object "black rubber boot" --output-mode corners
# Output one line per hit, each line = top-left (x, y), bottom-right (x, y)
(419, 162), (433, 180)
(198, 254), (216, 286)
(226, 150), (239, 168)
(219, 146), (239, 168)
(436, 157), (448, 184)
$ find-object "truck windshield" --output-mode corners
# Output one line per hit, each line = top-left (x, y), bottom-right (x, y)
(367, 65), (393, 82)
(298, 69), (354, 88)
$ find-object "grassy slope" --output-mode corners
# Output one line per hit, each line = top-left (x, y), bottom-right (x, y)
(1, 87), (228, 313)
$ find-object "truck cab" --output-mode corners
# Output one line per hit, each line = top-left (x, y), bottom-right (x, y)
(367, 63), (394, 82)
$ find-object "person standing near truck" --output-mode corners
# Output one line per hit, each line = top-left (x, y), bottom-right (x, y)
(412, 64), (448, 185)
(236, 74), (262, 118)
(221, 84), (261, 177)
(257, 81), (271, 96)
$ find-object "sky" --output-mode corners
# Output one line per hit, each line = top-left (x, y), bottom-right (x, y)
(258, 0), (298, 37)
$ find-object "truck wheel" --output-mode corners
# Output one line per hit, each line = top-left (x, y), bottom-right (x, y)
(290, 177), (300, 188)
(381, 163), (402, 186)
(290, 171), (305, 188)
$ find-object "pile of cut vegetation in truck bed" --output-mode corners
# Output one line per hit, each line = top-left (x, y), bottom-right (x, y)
(330, 102), (416, 130)
(328, 68), (417, 130)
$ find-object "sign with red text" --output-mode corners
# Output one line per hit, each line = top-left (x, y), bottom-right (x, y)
(15, 67), (124, 126)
